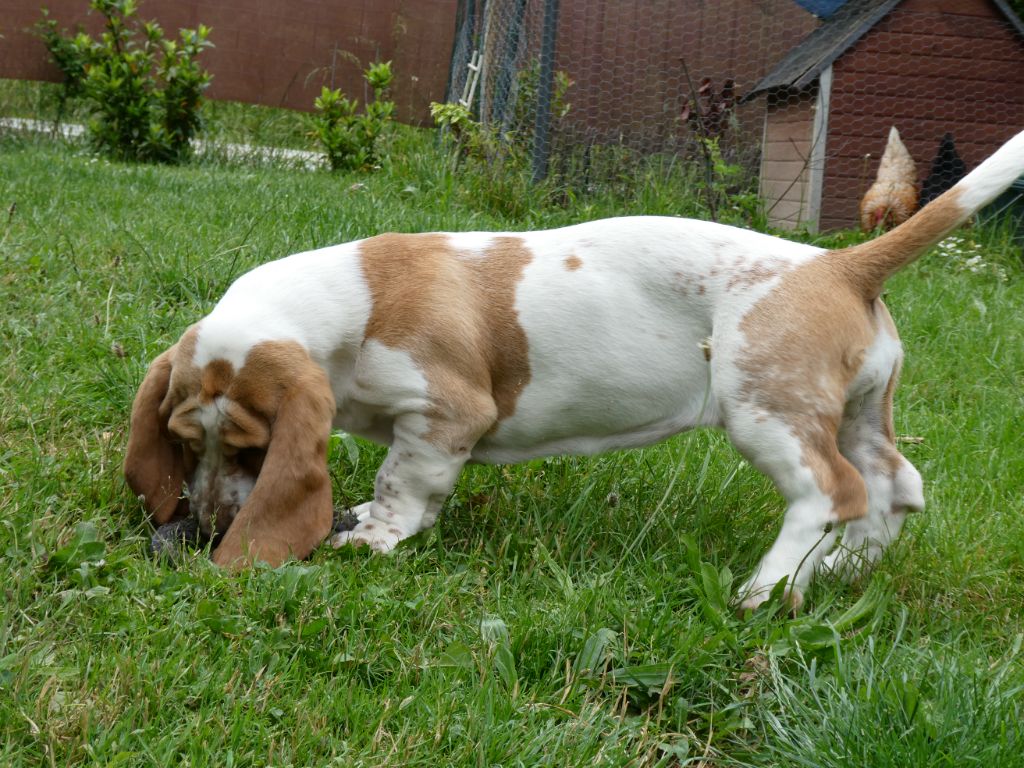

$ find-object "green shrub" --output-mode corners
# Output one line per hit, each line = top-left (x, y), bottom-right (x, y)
(37, 0), (212, 163)
(429, 101), (482, 169)
(430, 67), (766, 226)
(309, 60), (395, 171)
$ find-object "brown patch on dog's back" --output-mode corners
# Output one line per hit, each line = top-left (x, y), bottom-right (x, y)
(565, 254), (582, 271)
(477, 237), (534, 422)
(358, 233), (533, 451)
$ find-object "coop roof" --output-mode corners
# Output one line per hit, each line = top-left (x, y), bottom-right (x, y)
(742, 0), (1024, 102)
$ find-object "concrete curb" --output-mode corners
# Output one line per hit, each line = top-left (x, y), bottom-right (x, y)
(0, 116), (326, 170)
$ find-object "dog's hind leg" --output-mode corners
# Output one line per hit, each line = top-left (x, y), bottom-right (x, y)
(729, 407), (868, 611)
(822, 378), (924, 581)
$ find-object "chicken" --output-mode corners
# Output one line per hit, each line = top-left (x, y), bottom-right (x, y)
(859, 126), (918, 231)
(919, 132), (966, 207)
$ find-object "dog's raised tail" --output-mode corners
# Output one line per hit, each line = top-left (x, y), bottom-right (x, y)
(835, 128), (1024, 300)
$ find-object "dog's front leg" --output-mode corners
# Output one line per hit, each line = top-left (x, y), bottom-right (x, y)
(330, 415), (475, 552)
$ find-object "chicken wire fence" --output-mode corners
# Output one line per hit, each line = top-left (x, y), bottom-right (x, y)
(444, 0), (1024, 232)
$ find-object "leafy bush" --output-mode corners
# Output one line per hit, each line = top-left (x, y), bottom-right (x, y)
(510, 62), (574, 138)
(37, 0), (212, 163)
(429, 101), (482, 171)
(309, 60), (395, 171)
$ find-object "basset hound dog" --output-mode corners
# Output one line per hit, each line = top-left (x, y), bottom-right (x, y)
(124, 129), (1024, 610)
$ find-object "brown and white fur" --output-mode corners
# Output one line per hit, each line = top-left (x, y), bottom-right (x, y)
(124, 129), (1024, 610)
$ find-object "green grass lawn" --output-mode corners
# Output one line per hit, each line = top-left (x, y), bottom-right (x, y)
(1, 97), (1023, 766)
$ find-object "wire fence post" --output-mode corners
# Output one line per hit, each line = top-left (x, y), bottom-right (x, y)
(531, 0), (560, 184)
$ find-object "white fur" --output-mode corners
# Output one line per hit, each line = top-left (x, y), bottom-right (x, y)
(825, 322), (924, 579)
(476, 218), (821, 460)
(197, 242), (372, 372)
(189, 396), (257, 536)
(953, 130), (1024, 214)
(194, 216), (847, 598)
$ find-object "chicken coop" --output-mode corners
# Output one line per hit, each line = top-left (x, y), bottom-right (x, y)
(743, 0), (1024, 231)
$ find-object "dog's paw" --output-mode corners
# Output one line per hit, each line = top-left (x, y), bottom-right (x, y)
(330, 518), (404, 553)
(737, 577), (804, 614)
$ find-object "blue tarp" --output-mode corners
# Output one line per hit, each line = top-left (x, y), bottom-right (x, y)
(792, 0), (849, 18)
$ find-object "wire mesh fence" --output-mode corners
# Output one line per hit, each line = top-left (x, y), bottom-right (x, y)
(445, 0), (1024, 232)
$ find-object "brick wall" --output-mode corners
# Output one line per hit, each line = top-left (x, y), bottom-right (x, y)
(0, 0), (457, 123)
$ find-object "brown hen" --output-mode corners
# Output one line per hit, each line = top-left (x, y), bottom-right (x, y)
(859, 126), (918, 231)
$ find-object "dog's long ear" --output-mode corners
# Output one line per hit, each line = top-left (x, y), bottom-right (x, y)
(212, 348), (335, 569)
(124, 346), (190, 524)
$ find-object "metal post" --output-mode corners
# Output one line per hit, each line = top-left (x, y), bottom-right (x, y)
(492, 0), (528, 129)
(531, 0), (560, 183)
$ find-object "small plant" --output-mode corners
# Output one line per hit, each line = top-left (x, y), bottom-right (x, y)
(510, 63), (574, 134)
(156, 25), (214, 157)
(36, 0), (212, 163)
(937, 232), (1010, 282)
(309, 60), (395, 172)
(429, 101), (537, 217)
(429, 101), (486, 169)
(681, 76), (736, 141)
(432, 60), (573, 171)
(428, 62), (575, 215)
(429, 101), (474, 139)
(695, 135), (762, 225)
(677, 65), (759, 222)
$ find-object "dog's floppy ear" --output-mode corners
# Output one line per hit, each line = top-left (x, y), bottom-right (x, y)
(211, 348), (335, 569)
(124, 345), (190, 524)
